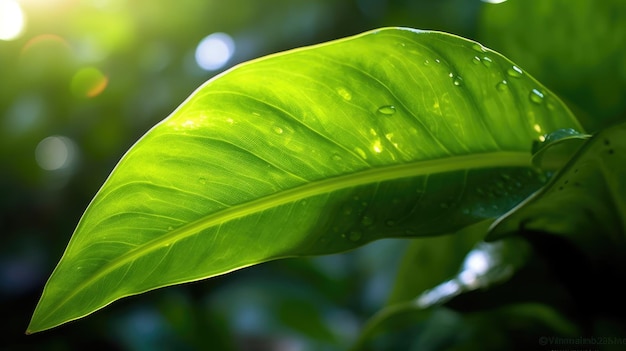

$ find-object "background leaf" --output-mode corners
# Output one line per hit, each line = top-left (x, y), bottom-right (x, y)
(478, 0), (626, 130)
(386, 220), (490, 305)
(489, 121), (626, 242)
(28, 27), (582, 333)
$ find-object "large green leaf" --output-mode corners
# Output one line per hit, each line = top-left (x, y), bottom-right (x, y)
(28, 27), (582, 333)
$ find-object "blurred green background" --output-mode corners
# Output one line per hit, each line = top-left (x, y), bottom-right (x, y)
(1, 0), (625, 350)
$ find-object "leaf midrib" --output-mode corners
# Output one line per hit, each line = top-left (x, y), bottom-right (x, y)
(35, 151), (531, 329)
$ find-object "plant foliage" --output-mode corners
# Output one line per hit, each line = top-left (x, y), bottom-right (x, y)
(28, 27), (594, 338)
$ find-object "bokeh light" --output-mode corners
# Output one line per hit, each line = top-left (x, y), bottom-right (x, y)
(195, 32), (235, 71)
(0, 0), (25, 41)
(70, 67), (109, 98)
(35, 135), (78, 171)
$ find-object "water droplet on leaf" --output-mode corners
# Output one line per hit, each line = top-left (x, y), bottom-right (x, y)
(507, 66), (523, 78)
(472, 56), (481, 64)
(337, 87), (352, 101)
(529, 89), (544, 104)
(496, 80), (508, 91)
(273, 126), (284, 134)
(452, 76), (463, 86)
(377, 105), (396, 115)
(472, 43), (487, 53)
(481, 56), (492, 67)
(354, 147), (367, 159)
(331, 153), (342, 161)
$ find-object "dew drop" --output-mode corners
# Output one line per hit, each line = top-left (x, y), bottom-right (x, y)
(496, 80), (508, 91)
(472, 56), (481, 64)
(354, 147), (367, 159)
(331, 153), (342, 161)
(481, 56), (492, 67)
(507, 66), (523, 78)
(452, 76), (463, 86)
(529, 89), (544, 104)
(377, 105), (396, 115)
(361, 216), (374, 226)
(472, 43), (487, 53)
(273, 126), (284, 134)
(198, 177), (207, 185)
(348, 231), (362, 242)
(423, 59), (430, 66)
(435, 59), (441, 64)
(337, 87), (352, 101)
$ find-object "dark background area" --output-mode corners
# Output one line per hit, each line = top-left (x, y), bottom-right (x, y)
(1, 0), (625, 350)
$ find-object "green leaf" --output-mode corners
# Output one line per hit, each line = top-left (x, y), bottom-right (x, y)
(28, 27), (582, 333)
(531, 128), (590, 171)
(488, 121), (626, 244)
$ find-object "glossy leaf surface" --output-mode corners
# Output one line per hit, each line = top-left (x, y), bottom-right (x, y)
(28, 27), (582, 333)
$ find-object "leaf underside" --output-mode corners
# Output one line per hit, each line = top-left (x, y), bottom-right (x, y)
(28, 27), (582, 333)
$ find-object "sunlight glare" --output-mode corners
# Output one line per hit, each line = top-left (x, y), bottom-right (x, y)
(195, 32), (235, 71)
(0, 0), (25, 41)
